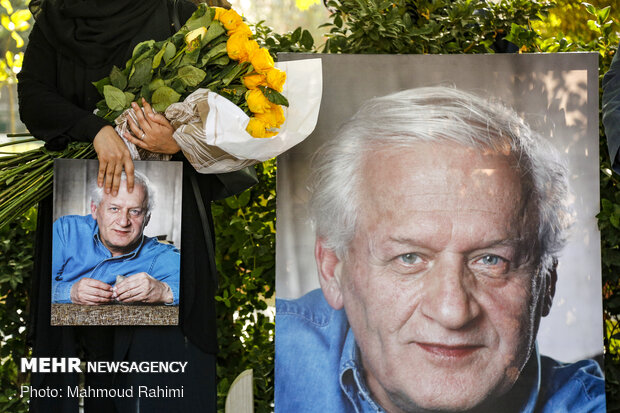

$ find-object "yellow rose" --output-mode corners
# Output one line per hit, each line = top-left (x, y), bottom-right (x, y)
(250, 48), (274, 73)
(185, 26), (207, 51)
(243, 73), (266, 89)
(213, 7), (227, 21)
(246, 117), (266, 138)
(246, 88), (272, 114)
(266, 67), (286, 92)
(256, 105), (285, 128)
(229, 22), (253, 37)
(220, 9), (243, 32)
(244, 40), (260, 60)
(246, 117), (276, 138)
(226, 32), (250, 61)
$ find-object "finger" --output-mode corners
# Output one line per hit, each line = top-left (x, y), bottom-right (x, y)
(124, 131), (148, 150)
(86, 287), (113, 299)
(132, 101), (151, 130)
(142, 98), (154, 116)
(148, 111), (171, 127)
(84, 279), (113, 290)
(104, 162), (116, 194)
(126, 117), (143, 138)
(84, 293), (112, 303)
(111, 162), (124, 196)
(117, 287), (140, 302)
(124, 290), (148, 303)
(97, 161), (108, 188)
(124, 158), (135, 193)
(115, 280), (139, 296)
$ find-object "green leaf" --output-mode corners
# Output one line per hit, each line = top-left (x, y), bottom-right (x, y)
(291, 27), (302, 43)
(259, 86), (289, 107)
(95, 99), (108, 112)
(180, 47), (200, 66)
(103, 85), (127, 111)
(222, 62), (250, 86)
(185, 4), (213, 32)
(140, 84), (152, 102)
(586, 19), (600, 33)
(597, 6), (610, 23)
(170, 79), (187, 94)
(131, 40), (155, 60)
(300, 29), (314, 49)
(163, 42), (177, 63)
(210, 55), (230, 66)
(151, 86), (181, 112)
(201, 42), (227, 65)
(128, 58), (153, 88)
(238, 190), (251, 207)
(225, 197), (239, 209)
(612, 214), (620, 229)
(152, 47), (165, 69)
(92, 77), (111, 96)
(177, 66), (207, 87)
(148, 78), (165, 92)
(203, 21), (226, 45)
(109, 65), (127, 90)
(124, 92), (135, 106)
(581, 2), (595, 15)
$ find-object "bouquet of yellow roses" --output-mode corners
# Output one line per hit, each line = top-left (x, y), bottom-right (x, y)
(95, 4), (288, 139)
(94, 4), (321, 173)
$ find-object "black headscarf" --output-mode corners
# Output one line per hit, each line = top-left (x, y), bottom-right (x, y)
(30, 0), (161, 68)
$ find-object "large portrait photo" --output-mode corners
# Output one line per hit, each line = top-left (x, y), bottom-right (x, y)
(275, 53), (606, 412)
(51, 159), (183, 326)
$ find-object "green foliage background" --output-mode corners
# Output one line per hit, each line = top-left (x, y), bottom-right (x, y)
(0, 1), (619, 412)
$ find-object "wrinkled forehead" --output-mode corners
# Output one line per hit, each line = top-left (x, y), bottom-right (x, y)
(355, 142), (536, 240)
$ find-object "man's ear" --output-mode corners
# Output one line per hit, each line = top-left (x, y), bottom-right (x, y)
(90, 201), (98, 219)
(542, 258), (558, 317)
(315, 238), (344, 310)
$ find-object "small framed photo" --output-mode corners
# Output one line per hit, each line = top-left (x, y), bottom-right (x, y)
(50, 159), (182, 326)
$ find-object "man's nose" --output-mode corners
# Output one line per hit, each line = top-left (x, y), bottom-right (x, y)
(420, 258), (481, 330)
(117, 212), (130, 227)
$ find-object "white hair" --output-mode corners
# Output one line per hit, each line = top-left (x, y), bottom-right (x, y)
(90, 170), (155, 215)
(309, 86), (572, 273)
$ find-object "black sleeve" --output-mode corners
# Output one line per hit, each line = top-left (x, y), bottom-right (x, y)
(178, 0), (198, 24)
(17, 24), (110, 148)
(603, 51), (620, 173)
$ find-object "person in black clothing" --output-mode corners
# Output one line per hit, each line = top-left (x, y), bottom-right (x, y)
(18, 1), (256, 412)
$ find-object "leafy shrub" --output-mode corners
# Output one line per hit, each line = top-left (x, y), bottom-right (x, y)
(0, 207), (35, 413)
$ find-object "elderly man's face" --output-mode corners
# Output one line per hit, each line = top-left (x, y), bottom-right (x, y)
(318, 143), (549, 412)
(91, 180), (149, 257)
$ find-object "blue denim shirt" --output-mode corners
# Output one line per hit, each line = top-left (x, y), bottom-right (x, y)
(52, 214), (180, 304)
(276, 289), (606, 413)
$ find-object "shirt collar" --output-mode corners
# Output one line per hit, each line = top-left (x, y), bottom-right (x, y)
(338, 327), (542, 413)
(339, 328), (385, 412)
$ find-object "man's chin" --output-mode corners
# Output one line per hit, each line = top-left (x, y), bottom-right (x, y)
(386, 379), (504, 413)
(389, 395), (488, 413)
